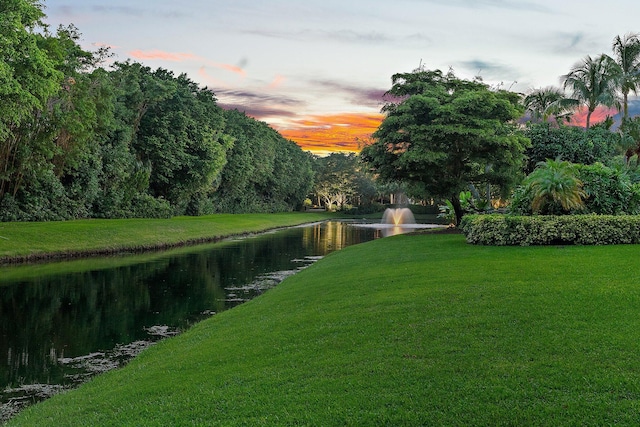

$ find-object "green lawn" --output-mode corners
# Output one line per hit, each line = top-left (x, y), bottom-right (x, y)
(8, 232), (640, 426)
(0, 212), (334, 262)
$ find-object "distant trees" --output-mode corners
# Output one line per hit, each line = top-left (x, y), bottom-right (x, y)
(212, 109), (313, 213)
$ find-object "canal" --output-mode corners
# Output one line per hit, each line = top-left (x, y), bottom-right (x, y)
(0, 220), (381, 421)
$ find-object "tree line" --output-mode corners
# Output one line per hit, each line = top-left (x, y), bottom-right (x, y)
(1, 1), (314, 221)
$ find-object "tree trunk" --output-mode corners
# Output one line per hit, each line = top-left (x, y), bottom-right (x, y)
(450, 195), (464, 227)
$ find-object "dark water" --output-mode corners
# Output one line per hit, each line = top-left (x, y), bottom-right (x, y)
(0, 220), (380, 420)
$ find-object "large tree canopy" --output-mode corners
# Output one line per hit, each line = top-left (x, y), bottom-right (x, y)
(361, 69), (529, 224)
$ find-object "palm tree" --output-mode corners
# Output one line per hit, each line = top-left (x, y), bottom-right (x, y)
(562, 54), (620, 129)
(525, 159), (586, 214)
(611, 33), (640, 124)
(523, 86), (577, 124)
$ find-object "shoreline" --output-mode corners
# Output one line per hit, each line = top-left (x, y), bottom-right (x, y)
(0, 213), (336, 266)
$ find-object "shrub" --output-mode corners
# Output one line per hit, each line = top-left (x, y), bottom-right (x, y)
(461, 214), (640, 246)
(510, 162), (640, 216)
(524, 123), (619, 172)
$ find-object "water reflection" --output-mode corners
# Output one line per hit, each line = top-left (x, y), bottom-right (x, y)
(0, 221), (378, 417)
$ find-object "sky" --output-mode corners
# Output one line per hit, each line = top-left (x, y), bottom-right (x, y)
(43, 0), (640, 156)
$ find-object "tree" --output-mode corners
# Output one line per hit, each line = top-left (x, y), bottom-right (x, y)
(312, 153), (359, 211)
(211, 109), (313, 213)
(110, 63), (232, 214)
(562, 54), (619, 129)
(611, 33), (640, 124)
(0, 0), (62, 202)
(361, 68), (529, 225)
(523, 86), (577, 124)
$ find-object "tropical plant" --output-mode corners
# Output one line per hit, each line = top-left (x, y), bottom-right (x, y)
(562, 54), (620, 129)
(523, 86), (577, 124)
(524, 159), (586, 214)
(611, 33), (640, 124)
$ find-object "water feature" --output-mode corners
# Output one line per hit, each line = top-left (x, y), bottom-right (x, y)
(353, 207), (445, 237)
(0, 220), (379, 422)
(382, 207), (416, 225)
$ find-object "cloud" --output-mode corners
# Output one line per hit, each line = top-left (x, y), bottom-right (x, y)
(277, 113), (384, 155)
(216, 89), (304, 107)
(212, 63), (246, 77)
(130, 49), (198, 62)
(219, 104), (299, 120)
(216, 88), (306, 122)
(91, 5), (189, 19)
(412, 0), (550, 13)
(242, 28), (431, 47)
(544, 31), (601, 56)
(311, 80), (387, 108)
(269, 75), (286, 89)
(198, 66), (226, 88)
(456, 59), (520, 84)
(566, 106), (618, 128)
(129, 51), (247, 77)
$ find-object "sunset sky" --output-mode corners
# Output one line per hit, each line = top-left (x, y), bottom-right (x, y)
(44, 0), (640, 156)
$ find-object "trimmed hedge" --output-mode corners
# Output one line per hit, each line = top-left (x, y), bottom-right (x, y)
(460, 214), (640, 246)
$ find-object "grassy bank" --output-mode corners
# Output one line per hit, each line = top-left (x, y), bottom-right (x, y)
(0, 212), (334, 263)
(8, 233), (640, 425)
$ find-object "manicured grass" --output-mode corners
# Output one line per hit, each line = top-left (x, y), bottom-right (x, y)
(9, 233), (640, 425)
(0, 213), (334, 262)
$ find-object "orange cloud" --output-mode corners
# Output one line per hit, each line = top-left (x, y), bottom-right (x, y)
(129, 49), (197, 61)
(212, 63), (246, 77)
(566, 105), (618, 127)
(277, 112), (383, 156)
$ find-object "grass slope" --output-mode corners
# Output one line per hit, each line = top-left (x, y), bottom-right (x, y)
(0, 213), (333, 262)
(8, 233), (640, 426)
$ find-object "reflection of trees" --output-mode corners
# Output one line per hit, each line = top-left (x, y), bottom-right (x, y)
(303, 221), (377, 255)
(0, 223), (378, 391)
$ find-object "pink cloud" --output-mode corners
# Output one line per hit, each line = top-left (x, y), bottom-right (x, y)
(212, 63), (246, 77)
(129, 49), (197, 61)
(128, 49), (247, 78)
(269, 75), (286, 89)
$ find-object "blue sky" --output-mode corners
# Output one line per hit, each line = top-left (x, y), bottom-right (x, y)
(43, 0), (640, 154)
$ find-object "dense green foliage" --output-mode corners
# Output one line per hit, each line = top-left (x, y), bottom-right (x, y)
(0, 4), (313, 221)
(511, 161), (640, 215)
(524, 123), (619, 172)
(9, 233), (640, 425)
(211, 109), (314, 213)
(461, 213), (640, 245)
(361, 68), (529, 224)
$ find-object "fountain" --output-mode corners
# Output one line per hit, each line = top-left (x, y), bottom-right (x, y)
(381, 207), (416, 226)
(351, 207), (445, 237)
